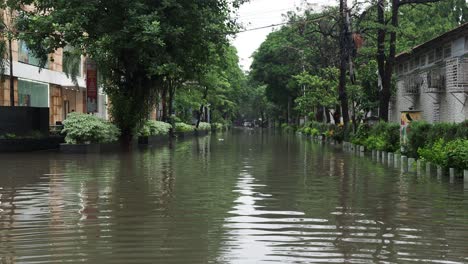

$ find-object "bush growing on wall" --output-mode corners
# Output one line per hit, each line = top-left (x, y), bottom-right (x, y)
(62, 113), (120, 144)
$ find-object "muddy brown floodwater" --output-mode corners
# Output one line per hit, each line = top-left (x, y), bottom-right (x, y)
(0, 130), (467, 263)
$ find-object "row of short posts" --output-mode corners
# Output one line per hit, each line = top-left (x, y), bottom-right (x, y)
(342, 142), (468, 188)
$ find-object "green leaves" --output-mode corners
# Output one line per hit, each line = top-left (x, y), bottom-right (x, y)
(293, 68), (339, 116)
(62, 113), (120, 144)
(175, 122), (195, 133)
(138, 120), (172, 137)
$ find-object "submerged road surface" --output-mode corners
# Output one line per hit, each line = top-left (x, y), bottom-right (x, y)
(0, 131), (467, 263)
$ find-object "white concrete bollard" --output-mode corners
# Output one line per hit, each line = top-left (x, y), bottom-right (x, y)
(401, 156), (408, 173)
(408, 158), (416, 173)
(382, 152), (387, 164)
(464, 170), (468, 191)
(426, 162), (433, 176)
(388, 153), (394, 165)
(417, 159), (424, 176)
(437, 166), (443, 179)
(449, 168), (455, 183)
(394, 153), (400, 168)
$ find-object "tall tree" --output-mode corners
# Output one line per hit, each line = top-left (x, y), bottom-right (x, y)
(375, 0), (445, 121)
(17, 0), (244, 144)
(0, 1), (22, 106)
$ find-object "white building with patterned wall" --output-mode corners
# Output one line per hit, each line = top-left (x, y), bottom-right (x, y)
(390, 23), (468, 123)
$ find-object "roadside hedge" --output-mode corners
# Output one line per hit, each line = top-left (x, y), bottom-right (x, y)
(62, 113), (120, 144)
(175, 122), (195, 133)
(138, 120), (172, 137)
(350, 122), (400, 152)
(197, 122), (211, 131)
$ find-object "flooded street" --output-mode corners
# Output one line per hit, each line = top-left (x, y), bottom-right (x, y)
(0, 131), (467, 263)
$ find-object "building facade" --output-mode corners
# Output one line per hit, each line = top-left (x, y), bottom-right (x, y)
(390, 23), (468, 123)
(0, 39), (108, 125)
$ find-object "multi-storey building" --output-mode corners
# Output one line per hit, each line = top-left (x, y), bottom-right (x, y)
(0, 36), (108, 125)
(390, 23), (468, 123)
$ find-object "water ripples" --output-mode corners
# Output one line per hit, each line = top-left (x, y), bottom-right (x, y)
(0, 134), (467, 263)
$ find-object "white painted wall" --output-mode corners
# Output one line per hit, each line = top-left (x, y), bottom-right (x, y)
(6, 61), (86, 88)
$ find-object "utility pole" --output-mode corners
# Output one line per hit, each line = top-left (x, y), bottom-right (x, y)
(338, 0), (350, 125)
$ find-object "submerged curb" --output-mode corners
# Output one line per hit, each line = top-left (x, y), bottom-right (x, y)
(301, 134), (467, 183)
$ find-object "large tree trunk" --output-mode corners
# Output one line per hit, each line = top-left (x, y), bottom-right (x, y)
(161, 84), (168, 122)
(196, 86), (209, 128)
(9, 38), (14, 107)
(376, 0), (387, 121)
(377, 0), (400, 122)
(338, 0), (350, 125)
(168, 80), (176, 122)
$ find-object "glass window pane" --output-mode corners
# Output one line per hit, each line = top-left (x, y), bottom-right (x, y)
(18, 80), (49, 108)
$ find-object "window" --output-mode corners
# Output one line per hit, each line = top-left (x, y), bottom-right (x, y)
(411, 57), (417, 69)
(18, 41), (48, 68)
(417, 55), (425, 66)
(443, 45), (451, 58)
(18, 79), (49, 107)
(404, 62), (409, 72)
(435, 47), (443, 61)
(428, 50), (435, 64)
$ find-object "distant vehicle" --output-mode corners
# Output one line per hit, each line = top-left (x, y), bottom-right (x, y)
(243, 121), (252, 127)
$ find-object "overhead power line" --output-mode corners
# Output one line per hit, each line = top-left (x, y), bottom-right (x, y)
(236, 14), (330, 34)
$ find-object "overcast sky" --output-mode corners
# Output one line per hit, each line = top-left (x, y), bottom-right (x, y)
(232, 0), (336, 71)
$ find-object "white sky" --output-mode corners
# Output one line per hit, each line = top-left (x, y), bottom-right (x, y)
(232, 0), (336, 71)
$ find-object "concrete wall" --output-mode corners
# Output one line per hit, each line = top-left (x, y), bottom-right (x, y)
(0, 106), (49, 135)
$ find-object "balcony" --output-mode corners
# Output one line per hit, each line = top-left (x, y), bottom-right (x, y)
(446, 57), (468, 93)
(403, 74), (422, 95)
(425, 67), (446, 93)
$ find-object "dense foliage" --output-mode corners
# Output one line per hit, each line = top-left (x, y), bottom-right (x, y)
(418, 139), (468, 170)
(17, 0), (246, 143)
(175, 123), (195, 133)
(247, 1), (467, 126)
(197, 122), (212, 131)
(138, 121), (172, 137)
(62, 113), (120, 144)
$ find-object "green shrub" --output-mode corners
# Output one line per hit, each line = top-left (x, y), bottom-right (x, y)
(281, 124), (296, 133)
(418, 138), (448, 167)
(212, 122), (226, 132)
(175, 122), (195, 133)
(446, 139), (468, 170)
(357, 122), (399, 152)
(138, 120), (172, 137)
(197, 122), (211, 131)
(62, 113), (120, 144)
(351, 123), (371, 145)
(310, 128), (320, 137)
(418, 138), (468, 170)
(406, 121), (468, 158)
(405, 121), (432, 157)
(364, 135), (386, 151)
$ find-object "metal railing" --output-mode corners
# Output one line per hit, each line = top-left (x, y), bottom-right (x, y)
(403, 74), (422, 95)
(446, 57), (468, 93)
(426, 67), (446, 93)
